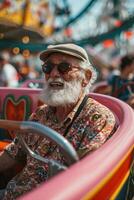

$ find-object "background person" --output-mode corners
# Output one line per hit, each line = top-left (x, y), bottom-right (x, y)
(107, 54), (134, 108)
(0, 53), (19, 87)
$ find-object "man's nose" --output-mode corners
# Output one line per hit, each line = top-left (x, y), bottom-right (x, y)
(49, 66), (60, 78)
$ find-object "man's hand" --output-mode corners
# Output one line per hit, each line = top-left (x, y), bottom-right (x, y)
(0, 151), (18, 172)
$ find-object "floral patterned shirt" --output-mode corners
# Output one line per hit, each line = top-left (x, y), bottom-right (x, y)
(3, 95), (116, 199)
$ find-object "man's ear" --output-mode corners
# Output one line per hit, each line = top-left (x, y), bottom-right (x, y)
(82, 70), (92, 87)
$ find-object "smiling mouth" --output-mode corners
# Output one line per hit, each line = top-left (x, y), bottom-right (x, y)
(49, 81), (64, 89)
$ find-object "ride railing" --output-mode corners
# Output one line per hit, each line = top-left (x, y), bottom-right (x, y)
(90, 81), (109, 94)
(0, 87), (133, 200)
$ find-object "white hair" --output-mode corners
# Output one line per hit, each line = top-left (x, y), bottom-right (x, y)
(79, 60), (97, 94)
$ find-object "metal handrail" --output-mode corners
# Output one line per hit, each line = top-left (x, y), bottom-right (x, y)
(0, 120), (79, 166)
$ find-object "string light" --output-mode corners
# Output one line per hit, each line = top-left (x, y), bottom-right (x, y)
(103, 39), (115, 48)
(0, 33), (4, 39)
(124, 31), (133, 39)
(12, 47), (20, 54)
(22, 36), (30, 44)
(22, 49), (30, 57)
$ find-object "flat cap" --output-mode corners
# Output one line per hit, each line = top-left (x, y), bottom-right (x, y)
(40, 43), (89, 62)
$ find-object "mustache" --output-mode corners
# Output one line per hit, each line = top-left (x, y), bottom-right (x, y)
(47, 78), (64, 84)
(41, 78), (82, 106)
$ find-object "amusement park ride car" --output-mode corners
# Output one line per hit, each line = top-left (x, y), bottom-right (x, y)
(0, 87), (133, 200)
(0, 1), (134, 199)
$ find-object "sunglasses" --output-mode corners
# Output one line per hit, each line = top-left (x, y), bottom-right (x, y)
(42, 61), (75, 74)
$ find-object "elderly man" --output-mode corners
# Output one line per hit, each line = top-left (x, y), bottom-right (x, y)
(0, 43), (116, 199)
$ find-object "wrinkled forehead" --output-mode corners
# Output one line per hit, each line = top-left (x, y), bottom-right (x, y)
(46, 52), (81, 65)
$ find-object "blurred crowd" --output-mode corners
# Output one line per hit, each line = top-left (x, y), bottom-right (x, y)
(0, 51), (43, 87)
(95, 53), (134, 108)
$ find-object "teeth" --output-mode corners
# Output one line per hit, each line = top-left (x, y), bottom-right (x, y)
(49, 82), (63, 87)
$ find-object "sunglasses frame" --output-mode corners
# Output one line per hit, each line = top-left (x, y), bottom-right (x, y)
(42, 61), (73, 74)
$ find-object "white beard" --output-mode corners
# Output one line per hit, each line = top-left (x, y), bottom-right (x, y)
(40, 78), (82, 106)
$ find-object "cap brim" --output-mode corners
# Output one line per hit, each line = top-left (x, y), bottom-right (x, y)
(40, 49), (85, 62)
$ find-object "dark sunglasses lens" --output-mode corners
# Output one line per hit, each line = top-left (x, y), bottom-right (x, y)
(58, 63), (70, 73)
(42, 63), (52, 74)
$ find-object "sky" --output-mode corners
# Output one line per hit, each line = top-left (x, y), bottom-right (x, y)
(67, 0), (91, 16)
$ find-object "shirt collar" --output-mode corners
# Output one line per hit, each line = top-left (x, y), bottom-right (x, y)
(47, 93), (86, 127)
(62, 93), (85, 126)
